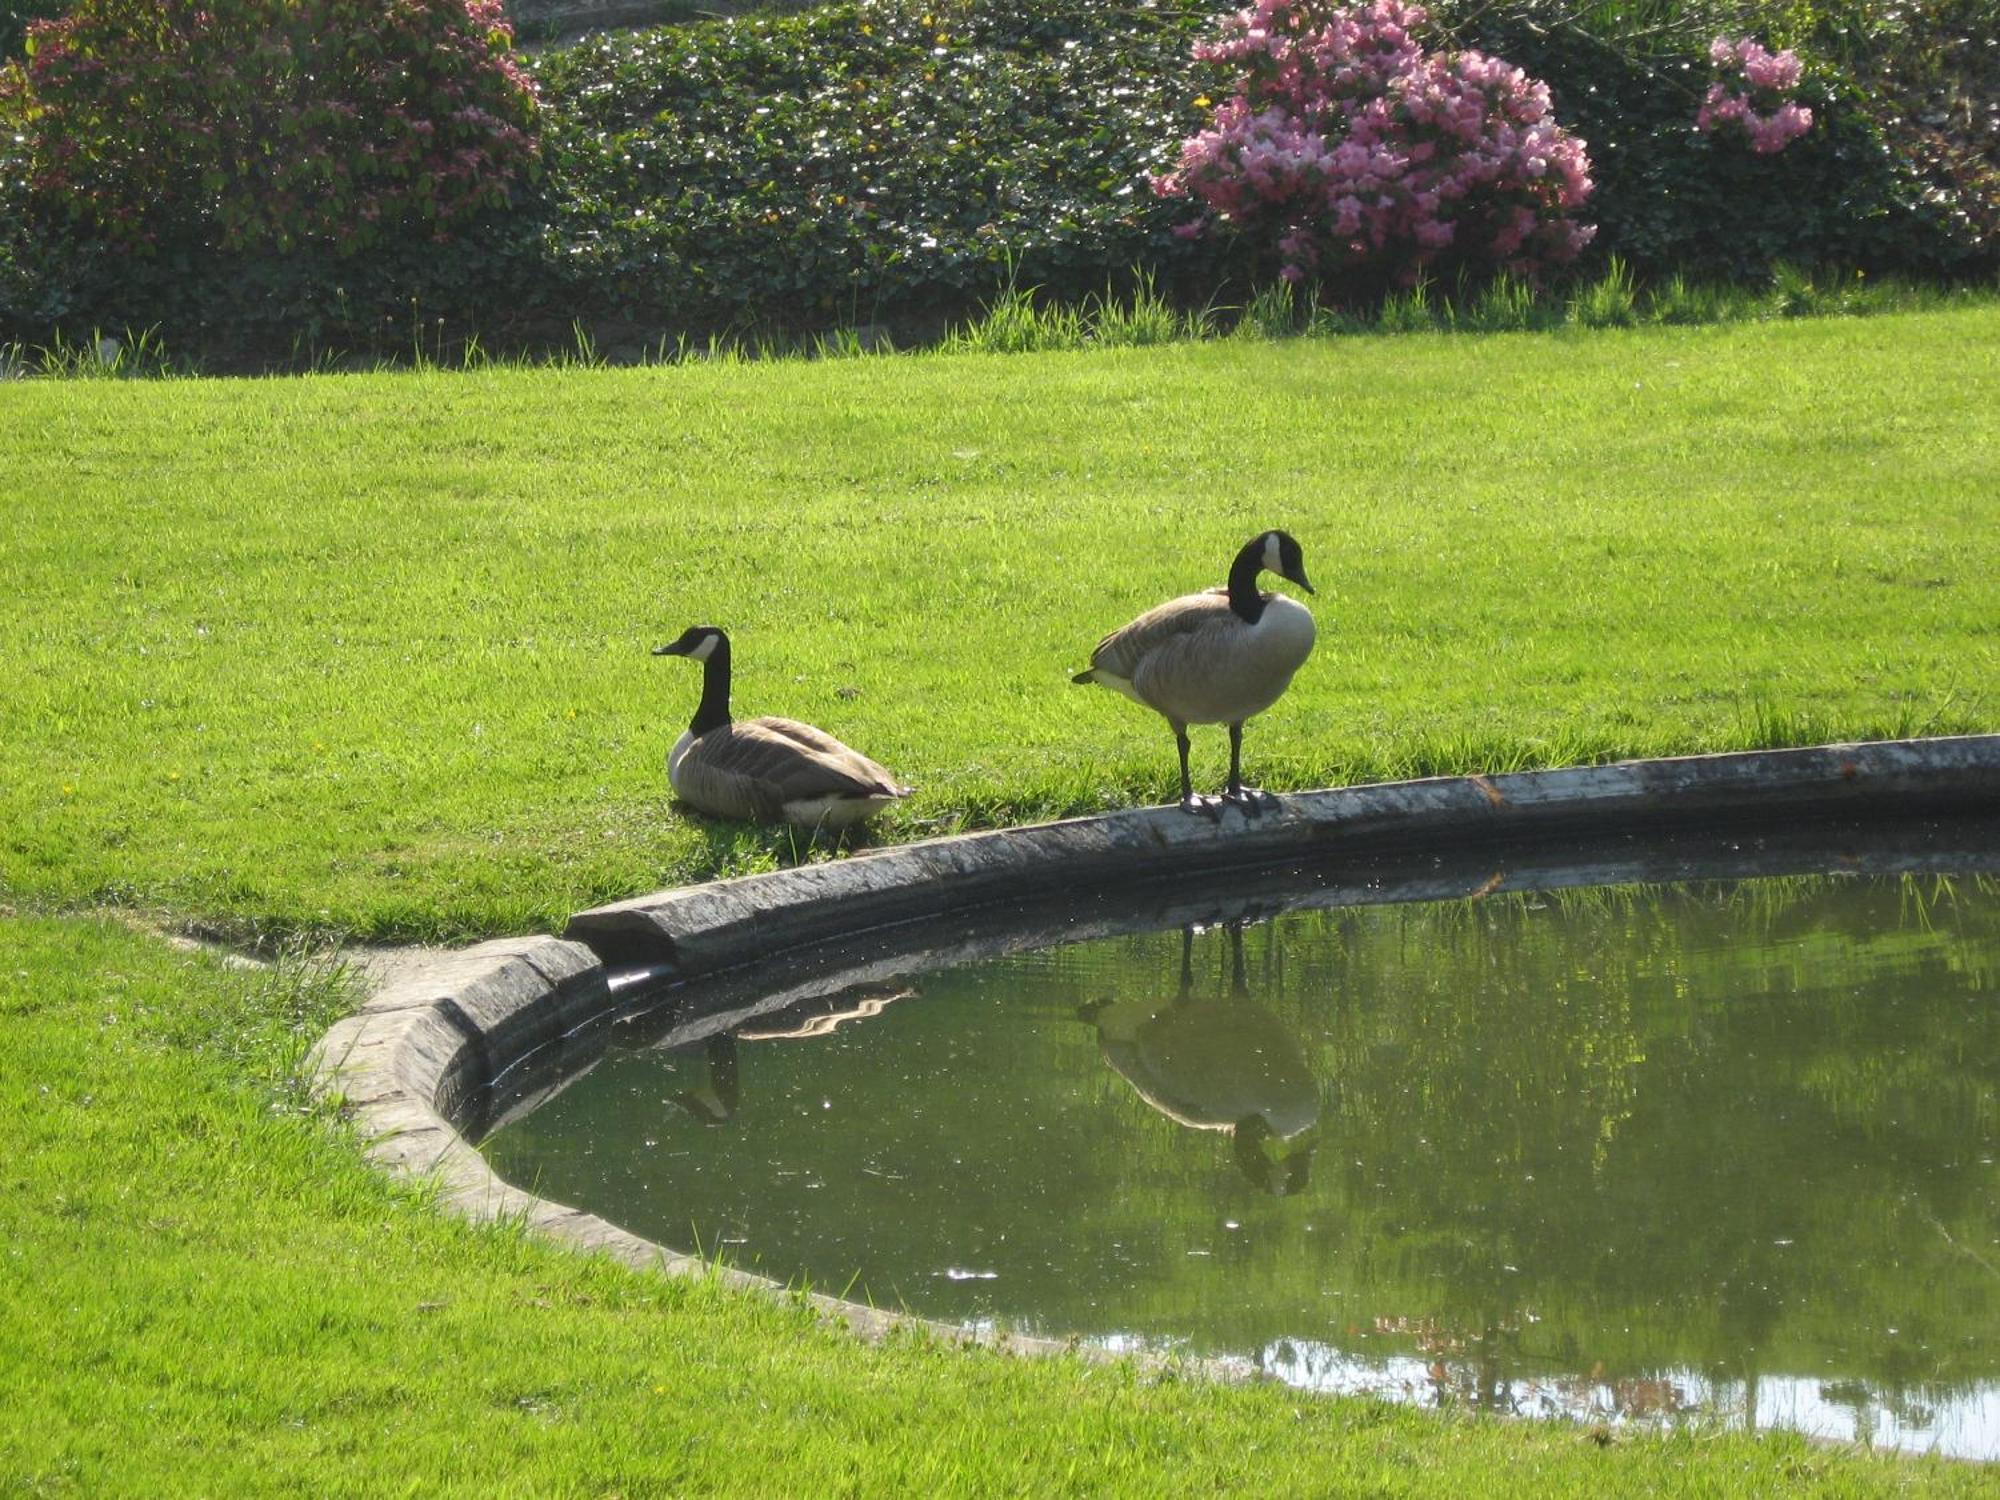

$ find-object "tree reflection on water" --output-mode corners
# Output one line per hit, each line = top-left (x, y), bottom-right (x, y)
(488, 872), (2000, 1453)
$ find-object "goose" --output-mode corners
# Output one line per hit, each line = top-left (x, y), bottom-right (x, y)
(1080, 924), (1319, 1195)
(1072, 530), (1316, 815)
(653, 625), (912, 831)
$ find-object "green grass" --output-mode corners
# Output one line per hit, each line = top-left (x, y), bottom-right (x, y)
(9, 264), (1986, 378)
(6, 913), (1994, 1496)
(2, 308), (1998, 1491)
(4, 307), (1995, 942)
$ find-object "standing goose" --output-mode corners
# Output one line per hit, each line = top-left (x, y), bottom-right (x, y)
(1079, 924), (1319, 1196)
(1073, 530), (1316, 815)
(654, 625), (912, 831)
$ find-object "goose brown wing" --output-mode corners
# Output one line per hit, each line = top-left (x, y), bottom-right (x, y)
(723, 717), (907, 799)
(1089, 590), (1234, 681)
(674, 720), (904, 823)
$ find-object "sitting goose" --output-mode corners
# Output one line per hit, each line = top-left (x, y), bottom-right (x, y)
(653, 625), (912, 831)
(1072, 530), (1315, 815)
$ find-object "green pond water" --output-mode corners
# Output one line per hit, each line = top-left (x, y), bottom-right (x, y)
(485, 871), (2000, 1455)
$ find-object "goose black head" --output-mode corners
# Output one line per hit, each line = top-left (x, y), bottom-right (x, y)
(653, 625), (729, 662)
(1258, 530), (1315, 595)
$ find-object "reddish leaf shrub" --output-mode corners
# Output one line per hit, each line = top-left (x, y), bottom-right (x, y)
(1153, 0), (1595, 290)
(0, 0), (539, 255)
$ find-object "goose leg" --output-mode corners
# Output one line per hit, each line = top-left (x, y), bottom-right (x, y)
(1175, 721), (1220, 819)
(1222, 722), (1272, 814)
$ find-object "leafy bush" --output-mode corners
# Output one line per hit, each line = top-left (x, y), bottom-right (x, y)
(526, 0), (1220, 331)
(2, 0), (1991, 364)
(1442, 1), (1992, 280)
(1152, 0), (1596, 293)
(1783, 0), (2000, 257)
(0, 0), (540, 255)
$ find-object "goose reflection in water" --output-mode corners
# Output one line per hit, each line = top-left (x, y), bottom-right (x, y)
(1081, 923), (1319, 1195)
(669, 985), (917, 1126)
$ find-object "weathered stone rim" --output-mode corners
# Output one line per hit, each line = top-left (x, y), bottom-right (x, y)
(306, 734), (2000, 1371)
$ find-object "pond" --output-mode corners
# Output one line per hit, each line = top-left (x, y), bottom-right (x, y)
(484, 862), (2000, 1456)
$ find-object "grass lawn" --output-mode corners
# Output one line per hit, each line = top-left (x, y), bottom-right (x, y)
(3, 309), (1998, 941)
(4, 914), (1993, 1496)
(3, 307), (1998, 1492)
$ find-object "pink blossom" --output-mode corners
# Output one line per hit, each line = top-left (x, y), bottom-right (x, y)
(1161, 0), (1594, 284)
(1737, 40), (1802, 92)
(1696, 84), (1747, 131)
(1747, 102), (1813, 153)
(1699, 35), (1812, 154)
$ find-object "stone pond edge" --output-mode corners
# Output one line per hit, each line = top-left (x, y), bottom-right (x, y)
(305, 734), (2000, 1373)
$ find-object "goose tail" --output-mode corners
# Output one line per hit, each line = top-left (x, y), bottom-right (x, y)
(1070, 668), (1096, 686)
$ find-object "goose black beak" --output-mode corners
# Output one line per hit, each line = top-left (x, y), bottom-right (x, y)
(1293, 572), (1316, 596)
(653, 642), (687, 657)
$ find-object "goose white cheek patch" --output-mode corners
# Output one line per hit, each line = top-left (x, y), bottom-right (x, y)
(689, 635), (720, 662)
(1262, 533), (1283, 576)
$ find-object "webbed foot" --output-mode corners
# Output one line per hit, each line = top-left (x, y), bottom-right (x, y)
(1223, 785), (1281, 815)
(1179, 793), (1225, 821)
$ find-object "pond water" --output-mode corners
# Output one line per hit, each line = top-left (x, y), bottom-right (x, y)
(485, 869), (2000, 1456)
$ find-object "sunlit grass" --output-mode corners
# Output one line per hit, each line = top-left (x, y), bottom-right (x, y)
(3, 307), (1998, 1493)
(2, 307), (1995, 944)
(4, 914), (1993, 1496)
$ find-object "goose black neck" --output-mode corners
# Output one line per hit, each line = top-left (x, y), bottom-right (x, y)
(1226, 539), (1269, 624)
(689, 642), (733, 736)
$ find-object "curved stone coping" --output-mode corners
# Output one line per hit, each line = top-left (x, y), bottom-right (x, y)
(307, 734), (2000, 1371)
(565, 734), (2000, 971)
(475, 813), (2000, 1145)
(307, 934), (1022, 1349)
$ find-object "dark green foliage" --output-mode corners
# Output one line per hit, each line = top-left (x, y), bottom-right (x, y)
(526, 0), (1224, 332)
(1804, 0), (2000, 254)
(0, 0), (64, 60)
(0, 211), (569, 360)
(1440, 3), (1992, 279)
(1, 0), (1229, 359)
(2, 0), (1993, 364)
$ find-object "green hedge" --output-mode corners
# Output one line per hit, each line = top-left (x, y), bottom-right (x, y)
(2, 0), (1992, 363)
(527, 0), (1219, 330)
(1449, 3), (1991, 281)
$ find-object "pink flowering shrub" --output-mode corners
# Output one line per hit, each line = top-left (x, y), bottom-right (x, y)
(1153, 0), (1595, 287)
(1697, 37), (1813, 155)
(0, 0), (539, 256)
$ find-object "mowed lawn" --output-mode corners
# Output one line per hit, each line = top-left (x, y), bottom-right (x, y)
(2, 308), (1998, 1494)
(3, 913), (1992, 1497)
(3, 308), (1995, 940)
